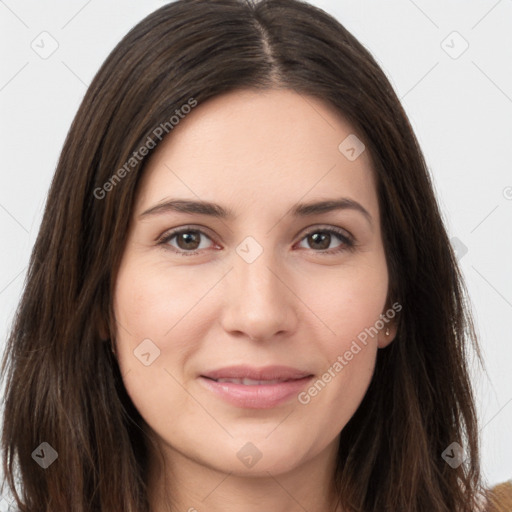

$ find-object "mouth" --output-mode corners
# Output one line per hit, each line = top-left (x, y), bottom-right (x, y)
(198, 365), (314, 409)
(205, 377), (296, 385)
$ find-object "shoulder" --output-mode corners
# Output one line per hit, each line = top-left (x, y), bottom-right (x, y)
(483, 479), (512, 512)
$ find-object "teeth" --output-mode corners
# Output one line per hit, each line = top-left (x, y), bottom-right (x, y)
(216, 378), (284, 385)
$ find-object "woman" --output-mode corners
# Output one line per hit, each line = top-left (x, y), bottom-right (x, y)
(1, 0), (510, 510)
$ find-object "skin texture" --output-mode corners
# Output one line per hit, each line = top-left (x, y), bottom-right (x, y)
(112, 88), (397, 512)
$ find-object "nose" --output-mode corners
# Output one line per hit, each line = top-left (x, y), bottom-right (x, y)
(219, 245), (299, 342)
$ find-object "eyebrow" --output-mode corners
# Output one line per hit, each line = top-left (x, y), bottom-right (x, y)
(139, 197), (372, 225)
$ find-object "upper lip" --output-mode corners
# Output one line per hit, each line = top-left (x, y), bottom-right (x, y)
(201, 365), (313, 381)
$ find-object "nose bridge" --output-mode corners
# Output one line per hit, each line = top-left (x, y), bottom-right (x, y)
(237, 246), (280, 304)
(220, 235), (297, 340)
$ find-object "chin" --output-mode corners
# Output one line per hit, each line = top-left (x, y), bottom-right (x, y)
(207, 434), (314, 476)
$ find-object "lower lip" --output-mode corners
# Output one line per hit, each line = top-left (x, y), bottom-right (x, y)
(198, 376), (313, 409)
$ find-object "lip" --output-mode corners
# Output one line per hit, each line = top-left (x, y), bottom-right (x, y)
(199, 365), (314, 409)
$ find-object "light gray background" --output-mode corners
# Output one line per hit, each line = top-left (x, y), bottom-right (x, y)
(1, 0), (511, 496)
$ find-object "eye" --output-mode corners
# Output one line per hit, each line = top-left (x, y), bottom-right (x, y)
(296, 227), (354, 254)
(157, 225), (355, 256)
(158, 227), (216, 256)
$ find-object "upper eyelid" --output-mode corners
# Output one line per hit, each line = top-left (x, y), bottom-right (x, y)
(157, 225), (216, 243)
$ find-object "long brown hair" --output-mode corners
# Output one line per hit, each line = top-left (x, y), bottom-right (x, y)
(1, 0), (484, 510)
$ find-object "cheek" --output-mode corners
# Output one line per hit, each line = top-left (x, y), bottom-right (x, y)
(112, 256), (224, 410)
(113, 257), (212, 348)
(295, 258), (387, 410)
(112, 261), (190, 395)
(299, 258), (389, 347)
(112, 262), (202, 436)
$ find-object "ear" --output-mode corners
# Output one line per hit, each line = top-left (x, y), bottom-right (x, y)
(377, 319), (397, 349)
(376, 298), (401, 348)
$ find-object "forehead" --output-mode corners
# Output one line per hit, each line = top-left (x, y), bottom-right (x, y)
(135, 88), (378, 220)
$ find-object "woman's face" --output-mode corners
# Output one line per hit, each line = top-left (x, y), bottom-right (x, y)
(113, 88), (395, 477)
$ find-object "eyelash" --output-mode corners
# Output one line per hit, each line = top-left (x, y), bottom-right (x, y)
(157, 225), (356, 257)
